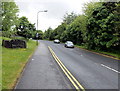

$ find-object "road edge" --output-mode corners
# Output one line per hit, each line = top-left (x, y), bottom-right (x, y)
(75, 46), (120, 60)
(12, 44), (38, 90)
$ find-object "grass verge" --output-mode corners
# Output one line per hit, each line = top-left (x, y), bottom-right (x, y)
(75, 45), (120, 60)
(1, 37), (37, 89)
(0, 37), (2, 90)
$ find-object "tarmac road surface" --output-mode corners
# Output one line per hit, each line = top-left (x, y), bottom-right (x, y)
(15, 40), (119, 90)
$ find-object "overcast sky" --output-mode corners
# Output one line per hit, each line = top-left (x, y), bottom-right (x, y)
(15, 0), (94, 31)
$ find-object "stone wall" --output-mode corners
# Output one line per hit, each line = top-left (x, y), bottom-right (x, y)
(2, 39), (26, 48)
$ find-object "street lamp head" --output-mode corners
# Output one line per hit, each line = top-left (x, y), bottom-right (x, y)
(38, 10), (48, 13)
(44, 10), (48, 12)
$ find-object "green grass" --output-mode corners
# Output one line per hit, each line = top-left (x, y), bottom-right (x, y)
(0, 37), (2, 90)
(1, 37), (37, 89)
(75, 45), (120, 60)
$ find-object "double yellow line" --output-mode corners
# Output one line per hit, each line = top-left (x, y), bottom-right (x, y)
(48, 46), (85, 91)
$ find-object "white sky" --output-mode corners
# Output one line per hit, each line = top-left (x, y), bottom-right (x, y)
(15, 0), (93, 31)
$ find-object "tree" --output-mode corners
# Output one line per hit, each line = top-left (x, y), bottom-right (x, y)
(43, 27), (53, 40)
(60, 31), (68, 42)
(2, 1), (19, 31)
(17, 16), (36, 38)
(83, 2), (102, 18)
(37, 30), (43, 39)
(86, 2), (120, 51)
(63, 12), (77, 25)
(32, 30), (43, 39)
(64, 15), (86, 45)
(54, 23), (67, 40)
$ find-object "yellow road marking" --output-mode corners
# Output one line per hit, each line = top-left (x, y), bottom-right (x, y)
(48, 46), (85, 91)
(51, 50), (79, 89)
(55, 54), (85, 90)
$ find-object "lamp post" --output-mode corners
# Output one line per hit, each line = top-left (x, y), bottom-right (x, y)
(37, 10), (48, 30)
(36, 10), (47, 45)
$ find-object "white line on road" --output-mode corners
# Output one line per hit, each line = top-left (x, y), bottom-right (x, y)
(101, 64), (120, 74)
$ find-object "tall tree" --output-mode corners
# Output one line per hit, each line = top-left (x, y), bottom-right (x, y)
(2, 1), (19, 31)
(17, 16), (36, 38)
(64, 15), (86, 45)
(63, 12), (77, 25)
(86, 2), (120, 51)
(83, 2), (102, 18)
(54, 23), (67, 40)
(43, 27), (53, 40)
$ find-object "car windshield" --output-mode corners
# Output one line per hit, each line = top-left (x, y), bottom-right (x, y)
(67, 42), (73, 44)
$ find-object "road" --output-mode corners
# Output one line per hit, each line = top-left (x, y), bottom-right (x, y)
(41, 40), (119, 90)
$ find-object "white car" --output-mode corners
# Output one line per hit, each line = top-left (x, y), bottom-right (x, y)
(54, 39), (60, 43)
(65, 41), (74, 48)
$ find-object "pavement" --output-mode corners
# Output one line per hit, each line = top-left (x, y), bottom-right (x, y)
(15, 41), (71, 89)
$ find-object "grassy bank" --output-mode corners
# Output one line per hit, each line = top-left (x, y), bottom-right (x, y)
(75, 45), (120, 60)
(1, 37), (37, 89)
(0, 37), (2, 90)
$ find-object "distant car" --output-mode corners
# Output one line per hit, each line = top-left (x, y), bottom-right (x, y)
(54, 39), (60, 43)
(65, 41), (74, 48)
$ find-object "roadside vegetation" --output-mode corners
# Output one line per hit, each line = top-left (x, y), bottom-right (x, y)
(0, 38), (1, 91)
(2, 2), (43, 39)
(1, 1), (38, 89)
(43, 1), (120, 59)
(1, 37), (37, 89)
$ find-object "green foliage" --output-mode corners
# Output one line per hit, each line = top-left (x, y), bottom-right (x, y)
(2, 1), (19, 31)
(48, 13), (87, 45)
(43, 27), (54, 40)
(32, 30), (43, 39)
(54, 23), (67, 40)
(67, 15), (87, 45)
(44, 12), (78, 42)
(83, 2), (102, 18)
(60, 31), (68, 42)
(43, 2), (119, 55)
(63, 12), (77, 25)
(2, 31), (17, 38)
(16, 16), (36, 39)
(86, 2), (120, 51)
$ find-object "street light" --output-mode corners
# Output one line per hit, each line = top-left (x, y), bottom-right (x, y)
(36, 10), (48, 45)
(37, 10), (48, 30)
